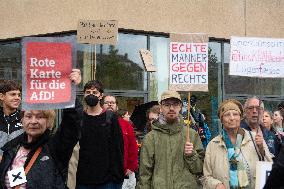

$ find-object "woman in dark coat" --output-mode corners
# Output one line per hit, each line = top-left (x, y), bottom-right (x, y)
(0, 69), (82, 189)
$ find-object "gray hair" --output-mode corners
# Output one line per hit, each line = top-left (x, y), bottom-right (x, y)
(243, 96), (264, 109)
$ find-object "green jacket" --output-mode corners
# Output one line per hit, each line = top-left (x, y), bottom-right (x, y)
(137, 116), (205, 189)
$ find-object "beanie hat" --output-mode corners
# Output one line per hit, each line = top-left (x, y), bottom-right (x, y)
(218, 99), (243, 119)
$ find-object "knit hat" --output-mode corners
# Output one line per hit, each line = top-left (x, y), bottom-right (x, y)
(160, 90), (182, 103)
(218, 99), (243, 119)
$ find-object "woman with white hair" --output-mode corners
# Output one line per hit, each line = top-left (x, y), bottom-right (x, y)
(202, 99), (272, 189)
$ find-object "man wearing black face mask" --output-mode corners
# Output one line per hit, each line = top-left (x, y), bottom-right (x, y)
(74, 80), (124, 189)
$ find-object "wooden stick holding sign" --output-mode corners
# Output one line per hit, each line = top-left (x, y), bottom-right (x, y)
(186, 92), (191, 142)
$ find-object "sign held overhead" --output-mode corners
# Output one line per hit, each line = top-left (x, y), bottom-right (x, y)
(169, 33), (209, 92)
(229, 36), (284, 78)
(77, 20), (118, 45)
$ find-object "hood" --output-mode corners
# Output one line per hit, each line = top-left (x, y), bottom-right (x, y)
(151, 114), (184, 135)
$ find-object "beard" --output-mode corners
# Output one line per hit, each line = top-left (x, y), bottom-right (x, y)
(165, 114), (179, 124)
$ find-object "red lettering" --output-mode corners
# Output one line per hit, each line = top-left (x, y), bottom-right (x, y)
(171, 63), (179, 72)
(179, 44), (185, 52)
(200, 44), (206, 52)
(179, 63), (186, 72)
(171, 43), (178, 52)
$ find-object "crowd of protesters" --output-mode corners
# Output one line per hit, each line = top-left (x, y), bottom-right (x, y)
(1, 74), (284, 189)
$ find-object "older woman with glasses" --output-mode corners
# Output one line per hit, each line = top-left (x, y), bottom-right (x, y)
(202, 99), (272, 189)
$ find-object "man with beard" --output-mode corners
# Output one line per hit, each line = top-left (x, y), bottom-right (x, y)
(137, 90), (204, 189)
(241, 96), (277, 158)
(0, 80), (23, 162)
(103, 95), (138, 189)
(75, 80), (124, 189)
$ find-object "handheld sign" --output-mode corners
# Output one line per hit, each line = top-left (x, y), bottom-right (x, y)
(77, 20), (118, 45)
(230, 36), (284, 78)
(22, 37), (77, 110)
(169, 33), (209, 92)
(255, 161), (272, 189)
(139, 49), (156, 72)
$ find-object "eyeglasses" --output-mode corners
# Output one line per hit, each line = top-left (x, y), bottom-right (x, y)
(246, 106), (263, 111)
(162, 102), (181, 109)
(104, 101), (116, 105)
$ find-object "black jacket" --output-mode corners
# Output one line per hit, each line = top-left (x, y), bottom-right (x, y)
(0, 100), (82, 189)
(0, 107), (23, 155)
(76, 110), (124, 186)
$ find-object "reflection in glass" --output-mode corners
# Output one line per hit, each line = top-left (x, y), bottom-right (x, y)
(0, 43), (21, 82)
(150, 36), (169, 100)
(96, 33), (147, 90)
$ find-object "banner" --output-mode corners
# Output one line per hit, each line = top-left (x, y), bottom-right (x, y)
(22, 37), (77, 110)
(230, 36), (284, 78)
(169, 33), (208, 91)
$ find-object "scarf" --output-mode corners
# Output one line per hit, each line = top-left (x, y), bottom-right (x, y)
(222, 129), (249, 188)
(20, 130), (50, 168)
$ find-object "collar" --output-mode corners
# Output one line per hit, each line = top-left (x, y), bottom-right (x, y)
(0, 107), (21, 123)
(212, 129), (251, 147)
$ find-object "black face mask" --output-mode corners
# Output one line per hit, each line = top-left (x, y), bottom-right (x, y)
(84, 94), (99, 107)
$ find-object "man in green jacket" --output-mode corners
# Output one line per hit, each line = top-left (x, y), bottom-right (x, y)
(137, 90), (205, 189)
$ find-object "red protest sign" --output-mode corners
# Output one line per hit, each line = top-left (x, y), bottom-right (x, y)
(22, 37), (76, 110)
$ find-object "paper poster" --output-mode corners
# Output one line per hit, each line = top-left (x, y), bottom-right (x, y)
(77, 20), (118, 45)
(169, 33), (209, 91)
(230, 36), (284, 78)
(255, 161), (272, 189)
(22, 37), (77, 110)
(139, 49), (156, 72)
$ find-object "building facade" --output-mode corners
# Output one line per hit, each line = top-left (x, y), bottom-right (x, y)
(1, 0), (283, 135)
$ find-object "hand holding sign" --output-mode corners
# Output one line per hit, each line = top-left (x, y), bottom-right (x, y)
(184, 140), (194, 156)
(69, 69), (82, 85)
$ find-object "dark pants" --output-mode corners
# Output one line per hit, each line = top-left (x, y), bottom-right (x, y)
(76, 182), (123, 189)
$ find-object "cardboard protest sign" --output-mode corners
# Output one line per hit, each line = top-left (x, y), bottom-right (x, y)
(22, 37), (77, 110)
(255, 161), (272, 189)
(139, 49), (156, 72)
(169, 33), (209, 91)
(230, 36), (284, 78)
(77, 20), (118, 45)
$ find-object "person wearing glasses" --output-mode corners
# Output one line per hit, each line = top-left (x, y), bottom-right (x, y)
(103, 95), (138, 189)
(240, 96), (276, 157)
(202, 99), (272, 189)
(137, 90), (204, 189)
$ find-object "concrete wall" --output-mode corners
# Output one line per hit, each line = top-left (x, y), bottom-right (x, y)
(0, 0), (283, 40)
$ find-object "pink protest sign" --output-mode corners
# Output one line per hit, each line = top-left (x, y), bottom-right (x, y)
(22, 37), (77, 110)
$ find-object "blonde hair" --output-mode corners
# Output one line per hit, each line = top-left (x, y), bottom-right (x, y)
(21, 110), (56, 129)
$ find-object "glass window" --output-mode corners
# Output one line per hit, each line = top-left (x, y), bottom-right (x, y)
(96, 33), (147, 91)
(149, 36), (169, 101)
(0, 42), (21, 82)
